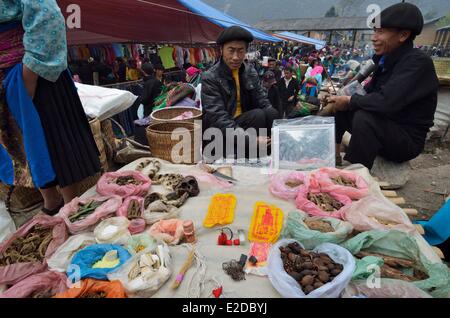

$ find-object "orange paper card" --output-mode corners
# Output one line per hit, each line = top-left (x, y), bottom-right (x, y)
(203, 194), (237, 228)
(248, 202), (284, 243)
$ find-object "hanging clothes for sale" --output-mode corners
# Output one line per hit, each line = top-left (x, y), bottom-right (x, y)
(158, 46), (176, 69)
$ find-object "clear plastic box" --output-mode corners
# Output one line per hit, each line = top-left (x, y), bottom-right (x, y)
(272, 116), (336, 171)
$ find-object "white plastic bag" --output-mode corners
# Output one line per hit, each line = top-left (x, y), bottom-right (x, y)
(107, 243), (172, 298)
(142, 202), (180, 225)
(75, 83), (138, 121)
(267, 239), (355, 298)
(47, 233), (96, 273)
(0, 201), (16, 244)
(94, 217), (132, 245)
(344, 196), (416, 233)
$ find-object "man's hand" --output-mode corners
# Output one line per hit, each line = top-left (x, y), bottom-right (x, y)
(327, 95), (351, 112)
(257, 136), (271, 146)
(23, 65), (38, 99)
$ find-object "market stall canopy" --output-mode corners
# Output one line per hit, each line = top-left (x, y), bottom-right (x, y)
(178, 0), (281, 43)
(274, 31), (326, 50)
(58, 0), (280, 45)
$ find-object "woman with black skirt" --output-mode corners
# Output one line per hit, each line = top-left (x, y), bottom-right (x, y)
(0, 0), (100, 215)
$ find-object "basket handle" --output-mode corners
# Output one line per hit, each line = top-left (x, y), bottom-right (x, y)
(108, 117), (128, 138)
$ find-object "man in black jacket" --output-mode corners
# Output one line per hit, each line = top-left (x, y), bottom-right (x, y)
(201, 26), (280, 160)
(140, 63), (163, 117)
(278, 67), (300, 118)
(328, 2), (439, 169)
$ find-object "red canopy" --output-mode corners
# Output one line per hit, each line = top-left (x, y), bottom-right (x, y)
(58, 0), (223, 45)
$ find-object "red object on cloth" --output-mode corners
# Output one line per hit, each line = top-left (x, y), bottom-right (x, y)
(212, 287), (223, 298)
(58, 0), (223, 45)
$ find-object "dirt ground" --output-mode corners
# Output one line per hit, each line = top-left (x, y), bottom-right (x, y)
(397, 134), (450, 222)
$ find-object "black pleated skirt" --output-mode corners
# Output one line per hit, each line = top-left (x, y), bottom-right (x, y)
(33, 71), (101, 188)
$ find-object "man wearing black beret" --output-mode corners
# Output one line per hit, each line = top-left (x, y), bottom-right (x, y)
(202, 26), (280, 160)
(328, 2), (439, 170)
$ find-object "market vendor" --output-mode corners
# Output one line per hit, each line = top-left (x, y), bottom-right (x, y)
(0, 0), (101, 214)
(328, 2), (439, 169)
(201, 26), (280, 159)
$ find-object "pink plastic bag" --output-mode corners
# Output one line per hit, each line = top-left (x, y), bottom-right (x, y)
(295, 177), (352, 220)
(148, 219), (185, 245)
(343, 195), (416, 233)
(0, 271), (68, 298)
(269, 172), (306, 201)
(58, 196), (123, 234)
(117, 196), (144, 218)
(96, 171), (151, 198)
(128, 219), (147, 235)
(0, 214), (68, 286)
(314, 168), (369, 200)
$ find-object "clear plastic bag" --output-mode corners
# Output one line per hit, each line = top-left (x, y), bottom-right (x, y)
(344, 196), (416, 233)
(107, 243), (172, 298)
(94, 217), (132, 245)
(267, 239), (355, 298)
(48, 233), (96, 273)
(272, 116), (336, 171)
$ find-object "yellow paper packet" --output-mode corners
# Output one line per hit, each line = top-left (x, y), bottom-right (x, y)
(248, 202), (284, 243)
(203, 194), (237, 228)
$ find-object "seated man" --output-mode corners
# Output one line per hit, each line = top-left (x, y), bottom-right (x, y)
(328, 2), (439, 170)
(201, 26), (280, 160)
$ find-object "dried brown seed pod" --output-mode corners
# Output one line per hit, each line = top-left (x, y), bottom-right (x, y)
(318, 271), (330, 283)
(304, 285), (315, 294)
(331, 268), (342, 276)
(314, 282), (324, 289)
(301, 275), (315, 287)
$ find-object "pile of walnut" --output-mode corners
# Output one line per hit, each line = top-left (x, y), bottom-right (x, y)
(331, 176), (357, 188)
(307, 192), (344, 212)
(304, 218), (335, 233)
(356, 251), (429, 282)
(0, 226), (53, 266)
(280, 242), (343, 295)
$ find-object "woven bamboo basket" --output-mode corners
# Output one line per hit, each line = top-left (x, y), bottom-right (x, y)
(0, 183), (43, 210)
(150, 107), (202, 125)
(146, 121), (201, 164)
(89, 117), (108, 172)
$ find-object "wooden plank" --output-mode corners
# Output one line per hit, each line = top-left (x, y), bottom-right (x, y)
(382, 190), (397, 198)
(415, 224), (425, 235)
(432, 247), (445, 260)
(378, 182), (391, 189)
(389, 197), (406, 205)
(403, 208), (419, 216)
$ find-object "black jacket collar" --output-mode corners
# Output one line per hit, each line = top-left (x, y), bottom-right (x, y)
(373, 40), (414, 70)
(218, 58), (246, 80)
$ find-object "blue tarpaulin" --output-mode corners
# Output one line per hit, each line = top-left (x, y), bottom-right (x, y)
(274, 31), (326, 50)
(178, 0), (281, 43)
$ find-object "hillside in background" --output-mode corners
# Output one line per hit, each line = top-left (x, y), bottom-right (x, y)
(203, 0), (450, 24)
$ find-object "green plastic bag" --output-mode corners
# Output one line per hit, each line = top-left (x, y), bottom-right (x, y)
(342, 230), (450, 298)
(282, 210), (354, 249)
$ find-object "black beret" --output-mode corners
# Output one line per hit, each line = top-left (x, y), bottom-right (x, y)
(217, 26), (254, 45)
(376, 2), (424, 35)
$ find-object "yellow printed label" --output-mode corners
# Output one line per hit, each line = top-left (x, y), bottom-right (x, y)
(248, 202), (284, 243)
(203, 194), (237, 228)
